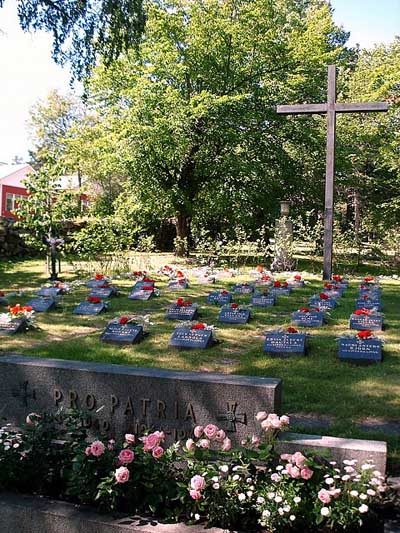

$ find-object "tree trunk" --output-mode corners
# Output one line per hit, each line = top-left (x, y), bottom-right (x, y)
(175, 214), (191, 257)
(354, 189), (361, 240)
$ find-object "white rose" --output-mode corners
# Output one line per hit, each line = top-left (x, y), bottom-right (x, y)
(238, 493), (246, 502)
(321, 507), (330, 517)
(359, 504), (369, 513)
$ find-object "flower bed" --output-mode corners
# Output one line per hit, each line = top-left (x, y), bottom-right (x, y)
(0, 410), (388, 532)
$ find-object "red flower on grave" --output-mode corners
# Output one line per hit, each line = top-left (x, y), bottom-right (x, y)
(274, 281), (281, 288)
(9, 304), (22, 315)
(312, 307), (321, 312)
(363, 295), (369, 300)
(142, 285), (154, 291)
(283, 281), (289, 287)
(231, 303), (239, 309)
(364, 276), (374, 283)
(23, 306), (33, 312)
(294, 274), (302, 281)
(178, 279), (186, 284)
(98, 283), (109, 288)
(261, 275), (270, 281)
(87, 296), (101, 304)
(319, 293), (329, 300)
(256, 265), (264, 273)
(143, 277), (155, 283)
(176, 297), (184, 307)
(287, 327), (298, 334)
(119, 316), (129, 325)
(333, 275), (343, 282)
(164, 265), (172, 271)
(324, 283), (333, 290)
(176, 271), (184, 278)
(357, 330), (372, 339)
(221, 290), (229, 295)
(354, 308), (371, 316)
(95, 274), (104, 280)
(299, 307), (310, 313)
(191, 323), (205, 330)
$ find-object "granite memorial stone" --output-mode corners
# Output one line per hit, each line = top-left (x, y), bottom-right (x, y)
(207, 291), (232, 305)
(89, 287), (115, 299)
(355, 298), (382, 311)
(251, 294), (275, 307)
(100, 322), (144, 345)
(26, 297), (56, 313)
(264, 332), (307, 357)
(128, 288), (154, 300)
(291, 310), (324, 327)
(338, 338), (382, 363)
(0, 318), (27, 335)
(169, 326), (215, 350)
(37, 287), (62, 298)
(349, 313), (383, 331)
(166, 305), (198, 320)
(73, 301), (106, 315)
(218, 307), (251, 324)
(233, 284), (254, 294)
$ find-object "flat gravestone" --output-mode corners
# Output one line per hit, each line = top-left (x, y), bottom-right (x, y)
(0, 318), (27, 335)
(89, 287), (115, 298)
(322, 289), (343, 299)
(128, 288), (153, 300)
(166, 305), (198, 320)
(197, 276), (215, 284)
(269, 287), (292, 296)
(169, 326), (214, 350)
(0, 297), (9, 306)
(355, 298), (382, 311)
(334, 282), (349, 290)
(309, 297), (337, 310)
(350, 314), (383, 331)
(287, 280), (305, 288)
(264, 332), (307, 357)
(73, 301), (106, 315)
(168, 280), (188, 290)
(100, 322), (144, 345)
(0, 354), (282, 445)
(291, 311), (324, 327)
(37, 287), (62, 297)
(233, 284), (254, 294)
(251, 294), (275, 307)
(207, 292), (232, 305)
(218, 308), (250, 324)
(87, 279), (110, 288)
(255, 279), (272, 287)
(26, 298), (56, 313)
(338, 338), (382, 363)
(134, 281), (155, 289)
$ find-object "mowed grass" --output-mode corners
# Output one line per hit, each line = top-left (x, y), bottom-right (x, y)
(1, 257), (400, 471)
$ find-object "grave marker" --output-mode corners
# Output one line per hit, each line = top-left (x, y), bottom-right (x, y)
(169, 326), (215, 350)
(89, 287), (115, 299)
(100, 322), (144, 345)
(37, 287), (62, 298)
(0, 318), (27, 335)
(338, 338), (382, 363)
(218, 307), (251, 324)
(264, 331), (307, 357)
(207, 291), (232, 305)
(251, 294), (275, 307)
(73, 301), (107, 315)
(26, 297), (56, 313)
(166, 305), (198, 320)
(291, 310), (324, 327)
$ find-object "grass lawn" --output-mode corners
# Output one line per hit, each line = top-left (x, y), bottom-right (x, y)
(1, 256), (400, 472)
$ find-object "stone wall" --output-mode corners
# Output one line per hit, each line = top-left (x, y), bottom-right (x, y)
(0, 217), (32, 257)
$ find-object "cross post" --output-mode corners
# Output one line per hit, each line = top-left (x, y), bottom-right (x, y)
(277, 65), (388, 280)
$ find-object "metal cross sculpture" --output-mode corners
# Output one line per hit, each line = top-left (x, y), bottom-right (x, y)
(217, 401), (247, 432)
(277, 65), (388, 280)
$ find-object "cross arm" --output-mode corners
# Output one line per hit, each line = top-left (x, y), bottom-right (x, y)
(276, 104), (327, 115)
(335, 102), (389, 113)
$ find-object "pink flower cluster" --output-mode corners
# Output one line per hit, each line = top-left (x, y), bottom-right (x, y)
(256, 412), (290, 431)
(187, 424), (231, 452)
(280, 452), (314, 480)
(142, 430), (165, 459)
(189, 474), (206, 500)
(85, 440), (106, 457)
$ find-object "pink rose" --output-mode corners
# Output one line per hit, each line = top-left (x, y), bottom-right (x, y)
(271, 473), (281, 482)
(125, 433), (135, 444)
(222, 437), (232, 451)
(271, 418), (282, 429)
(186, 438), (196, 451)
(189, 489), (202, 500)
(26, 413), (41, 425)
(318, 489), (332, 504)
(256, 411), (268, 422)
(215, 429), (226, 442)
(300, 467), (314, 480)
(251, 435), (261, 447)
(90, 440), (105, 457)
(191, 475), (206, 491)
(118, 448), (134, 464)
(261, 419), (272, 431)
(143, 432), (160, 450)
(154, 430), (165, 441)
(204, 424), (219, 440)
(194, 426), (204, 438)
(280, 415), (290, 426)
(280, 453), (292, 461)
(241, 439), (248, 446)
(152, 446), (164, 459)
(85, 446), (91, 456)
(108, 439), (115, 451)
(115, 466), (130, 484)
(199, 439), (210, 449)
(293, 452), (306, 467)
(286, 464), (301, 478)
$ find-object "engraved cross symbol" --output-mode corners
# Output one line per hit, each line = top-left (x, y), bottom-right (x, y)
(217, 402), (246, 432)
(12, 381), (36, 408)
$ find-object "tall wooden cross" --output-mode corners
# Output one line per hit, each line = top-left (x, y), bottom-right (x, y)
(277, 65), (388, 280)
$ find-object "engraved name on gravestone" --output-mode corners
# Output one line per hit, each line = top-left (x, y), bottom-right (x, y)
(207, 292), (232, 305)
(87, 279), (109, 288)
(168, 280), (188, 290)
(269, 287), (291, 297)
(73, 302), (106, 315)
(89, 287), (115, 298)
(251, 294), (275, 307)
(135, 281), (155, 289)
(0, 355), (282, 443)
(26, 298), (56, 313)
(0, 318), (26, 335)
(264, 332), (307, 357)
(169, 327), (214, 349)
(128, 289), (153, 300)
(349, 314), (383, 331)
(309, 297), (337, 310)
(355, 299), (382, 311)
(291, 311), (324, 327)
(338, 339), (382, 363)
(100, 322), (144, 345)
(219, 308), (250, 324)
(233, 284), (254, 294)
(37, 287), (62, 297)
(166, 305), (198, 320)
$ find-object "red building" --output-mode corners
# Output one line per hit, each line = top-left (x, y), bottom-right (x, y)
(0, 164), (33, 218)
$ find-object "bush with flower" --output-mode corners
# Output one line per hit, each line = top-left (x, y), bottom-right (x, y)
(0, 409), (388, 532)
(0, 303), (36, 329)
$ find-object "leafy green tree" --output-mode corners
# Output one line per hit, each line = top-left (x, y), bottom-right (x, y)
(0, 0), (145, 81)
